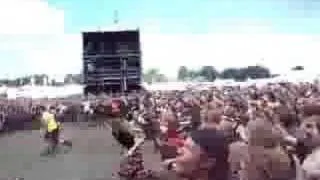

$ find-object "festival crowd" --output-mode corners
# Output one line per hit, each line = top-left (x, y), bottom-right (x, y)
(2, 81), (320, 180)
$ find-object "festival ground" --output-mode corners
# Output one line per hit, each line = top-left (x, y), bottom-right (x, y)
(0, 123), (161, 180)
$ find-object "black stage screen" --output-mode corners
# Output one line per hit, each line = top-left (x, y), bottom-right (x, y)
(82, 30), (142, 94)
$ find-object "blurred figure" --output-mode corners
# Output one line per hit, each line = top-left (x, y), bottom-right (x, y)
(165, 128), (229, 180)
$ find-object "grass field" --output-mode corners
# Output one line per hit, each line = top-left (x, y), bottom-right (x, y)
(0, 123), (160, 180)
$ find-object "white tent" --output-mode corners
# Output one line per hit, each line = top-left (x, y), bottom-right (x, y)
(4, 84), (84, 99)
(144, 82), (188, 91)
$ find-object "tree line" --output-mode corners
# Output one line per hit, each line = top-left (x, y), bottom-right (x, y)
(0, 65), (304, 86)
(179, 65), (274, 81)
(144, 65), (272, 83)
(0, 74), (82, 86)
(145, 65), (305, 83)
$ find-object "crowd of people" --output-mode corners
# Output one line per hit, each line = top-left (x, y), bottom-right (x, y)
(114, 81), (320, 180)
(2, 81), (320, 180)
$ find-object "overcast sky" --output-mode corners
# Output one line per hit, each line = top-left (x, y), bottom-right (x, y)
(1, 0), (320, 80)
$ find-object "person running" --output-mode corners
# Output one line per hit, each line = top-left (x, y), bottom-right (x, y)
(39, 105), (60, 154)
(39, 106), (72, 155)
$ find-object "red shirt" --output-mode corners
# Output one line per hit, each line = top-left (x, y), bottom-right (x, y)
(166, 129), (184, 147)
(111, 101), (120, 113)
(167, 137), (184, 148)
(167, 129), (179, 139)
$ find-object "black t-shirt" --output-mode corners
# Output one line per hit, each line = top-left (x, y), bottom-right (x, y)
(191, 105), (201, 127)
(296, 136), (320, 163)
(191, 129), (230, 180)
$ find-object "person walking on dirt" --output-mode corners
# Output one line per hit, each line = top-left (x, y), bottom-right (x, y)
(39, 106), (72, 155)
(39, 105), (61, 154)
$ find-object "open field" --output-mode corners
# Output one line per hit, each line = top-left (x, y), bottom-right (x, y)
(0, 123), (160, 180)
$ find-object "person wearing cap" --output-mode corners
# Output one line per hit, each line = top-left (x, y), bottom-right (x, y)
(166, 128), (230, 180)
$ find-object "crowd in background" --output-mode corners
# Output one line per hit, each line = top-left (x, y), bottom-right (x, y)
(2, 81), (320, 180)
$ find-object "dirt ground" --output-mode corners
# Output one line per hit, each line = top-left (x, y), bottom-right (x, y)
(0, 123), (161, 180)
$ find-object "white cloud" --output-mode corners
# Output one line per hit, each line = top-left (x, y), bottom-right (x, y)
(100, 20), (320, 77)
(0, 0), (319, 81)
(0, 0), (80, 80)
(140, 32), (320, 77)
(0, 0), (64, 35)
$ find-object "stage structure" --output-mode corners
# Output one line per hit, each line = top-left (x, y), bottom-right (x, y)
(82, 30), (142, 95)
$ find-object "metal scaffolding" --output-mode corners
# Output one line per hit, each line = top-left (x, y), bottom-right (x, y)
(82, 30), (142, 95)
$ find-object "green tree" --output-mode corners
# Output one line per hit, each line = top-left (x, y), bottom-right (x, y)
(51, 79), (57, 86)
(143, 68), (168, 84)
(291, 66), (304, 71)
(198, 66), (219, 81)
(33, 74), (47, 85)
(143, 68), (158, 84)
(63, 74), (82, 84)
(72, 74), (82, 84)
(244, 65), (271, 79)
(234, 68), (248, 81)
(220, 68), (239, 79)
(187, 69), (199, 80)
(154, 73), (168, 82)
(64, 74), (74, 84)
(220, 65), (270, 81)
(177, 66), (189, 81)
(19, 76), (31, 85)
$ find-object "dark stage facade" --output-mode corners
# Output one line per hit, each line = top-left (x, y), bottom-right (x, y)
(82, 30), (142, 95)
